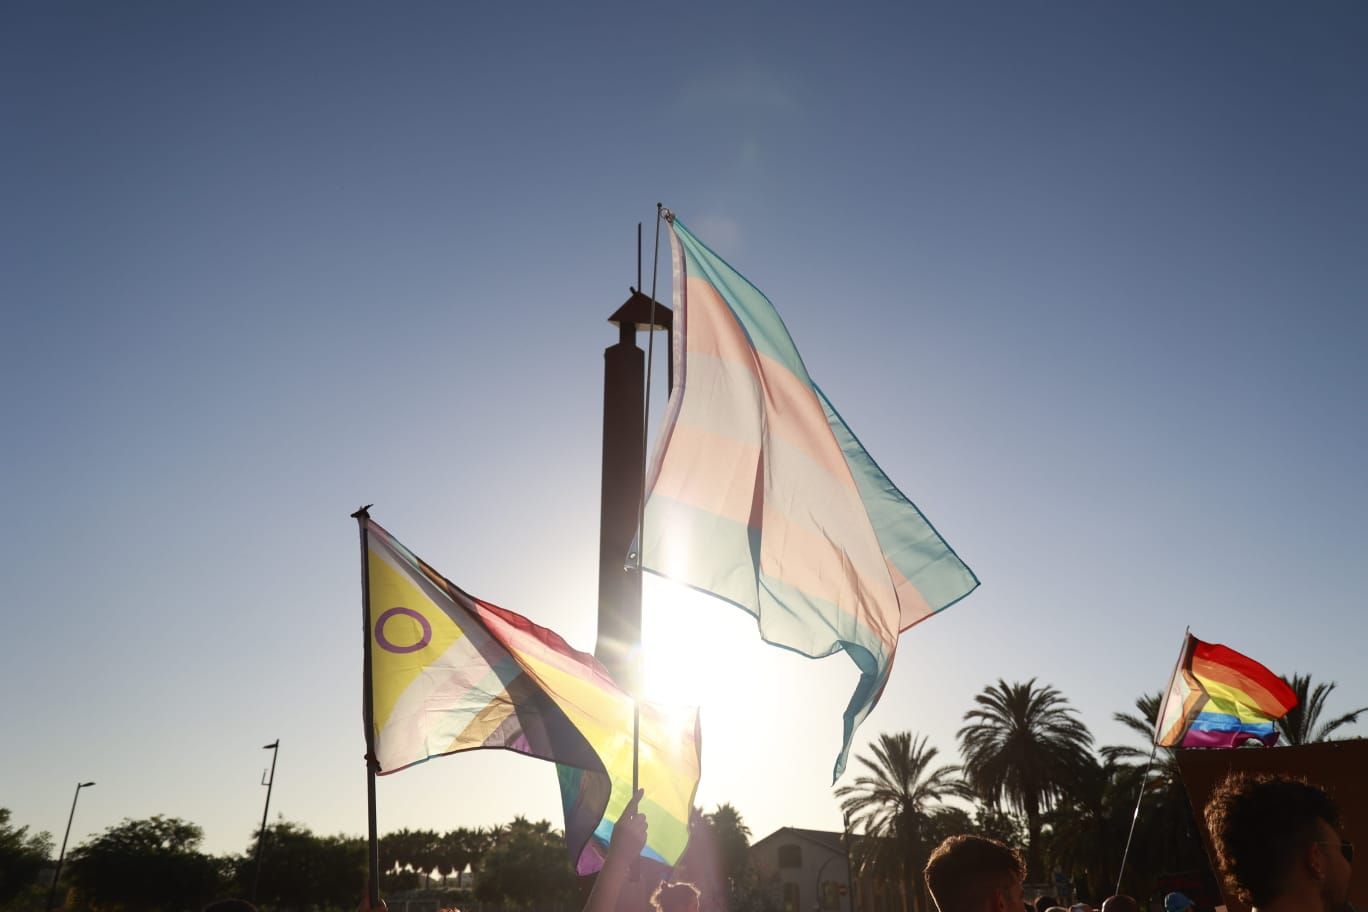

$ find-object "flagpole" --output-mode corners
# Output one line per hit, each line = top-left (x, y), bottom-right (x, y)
(1114, 626), (1190, 896)
(1113, 740), (1157, 897)
(632, 204), (664, 798)
(353, 505), (381, 908)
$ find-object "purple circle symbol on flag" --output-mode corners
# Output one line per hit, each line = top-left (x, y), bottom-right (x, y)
(374, 606), (432, 654)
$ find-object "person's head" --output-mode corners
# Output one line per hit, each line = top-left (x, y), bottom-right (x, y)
(924, 835), (1025, 912)
(651, 881), (700, 912)
(202, 902), (258, 912)
(1035, 897), (1059, 912)
(1162, 894), (1193, 912)
(1101, 895), (1140, 912)
(1205, 772), (1352, 912)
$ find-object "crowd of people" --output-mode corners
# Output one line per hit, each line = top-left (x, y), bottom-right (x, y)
(589, 772), (1354, 912)
(206, 772), (1353, 912)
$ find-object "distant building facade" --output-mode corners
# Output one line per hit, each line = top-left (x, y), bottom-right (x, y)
(751, 827), (896, 912)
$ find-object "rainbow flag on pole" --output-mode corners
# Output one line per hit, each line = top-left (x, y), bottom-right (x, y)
(1154, 632), (1297, 748)
(640, 214), (979, 780)
(362, 516), (700, 873)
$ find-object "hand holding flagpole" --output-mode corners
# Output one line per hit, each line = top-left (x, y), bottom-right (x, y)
(584, 789), (648, 912)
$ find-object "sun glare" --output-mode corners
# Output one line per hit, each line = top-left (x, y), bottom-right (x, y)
(641, 575), (750, 708)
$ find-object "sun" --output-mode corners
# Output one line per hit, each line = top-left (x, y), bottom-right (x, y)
(640, 574), (752, 708)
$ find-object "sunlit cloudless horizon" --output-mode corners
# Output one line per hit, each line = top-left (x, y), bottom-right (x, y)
(3, 2), (1366, 858)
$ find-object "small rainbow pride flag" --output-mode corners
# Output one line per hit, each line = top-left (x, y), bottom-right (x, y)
(1155, 632), (1297, 748)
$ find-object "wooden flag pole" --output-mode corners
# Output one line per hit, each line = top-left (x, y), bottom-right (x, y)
(353, 505), (381, 908)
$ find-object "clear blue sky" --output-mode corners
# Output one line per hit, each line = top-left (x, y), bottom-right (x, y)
(3, 2), (1365, 857)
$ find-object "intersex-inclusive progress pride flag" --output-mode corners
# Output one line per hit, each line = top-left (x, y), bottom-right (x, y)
(362, 516), (700, 873)
(1155, 632), (1297, 748)
(640, 215), (979, 780)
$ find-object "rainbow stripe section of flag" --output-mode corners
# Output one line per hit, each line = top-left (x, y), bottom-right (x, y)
(640, 215), (979, 781)
(363, 517), (700, 873)
(1155, 633), (1297, 748)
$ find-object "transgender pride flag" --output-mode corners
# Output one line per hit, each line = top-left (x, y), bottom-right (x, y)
(640, 214), (979, 780)
(1155, 632), (1298, 748)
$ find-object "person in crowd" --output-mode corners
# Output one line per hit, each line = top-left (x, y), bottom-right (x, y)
(1036, 897), (1060, 912)
(1163, 893), (1194, 912)
(651, 880), (701, 912)
(583, 788), (650, 912)
(924, 835), (1026, 912)
(1101, 894), (1140, 912)
(203, 902), (258, 912)
(1205, 773), (1354, 912)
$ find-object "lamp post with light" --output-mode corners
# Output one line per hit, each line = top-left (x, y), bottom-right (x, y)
(46, 780), (95, 910)
(252, 739), (280, 902)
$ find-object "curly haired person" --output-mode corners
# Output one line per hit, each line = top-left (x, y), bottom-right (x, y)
(1205, 773), (1354, 912)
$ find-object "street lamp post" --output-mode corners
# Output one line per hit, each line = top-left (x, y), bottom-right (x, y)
(815, 853), (841, 912)
(842, 813), (858, 912)
(252, 739), (280, 902)
(46, 781), (94, 910)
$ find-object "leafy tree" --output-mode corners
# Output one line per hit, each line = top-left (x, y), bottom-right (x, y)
(919, 806), (972, 849)
(65, 815), (223, 912)
(0, 808), (52, 906)
(957, 679), (1093, 881)
(235, 820), (364, 911)
(1277, 673), (1368, 745)
(970, 805), (1025, 849)
(473, 818), (576, 909)
(837, 732), (960, 912)
(1043, 755), (1135, 901)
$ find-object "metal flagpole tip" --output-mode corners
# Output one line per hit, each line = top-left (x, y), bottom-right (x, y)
(351, 504), (373, 520)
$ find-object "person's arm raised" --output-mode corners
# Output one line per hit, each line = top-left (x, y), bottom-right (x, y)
(583, 789), (648, 912)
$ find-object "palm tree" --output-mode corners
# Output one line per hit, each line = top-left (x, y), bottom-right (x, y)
(705, 803), (752, 884)
(439, 828), (471, 886)
(1277, 673), (1368, 745)
(957, 679), (1093, 881)
(411, 829), (442, 886)
(837, 732), (961, 912)
(466, 826), (497, 892)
